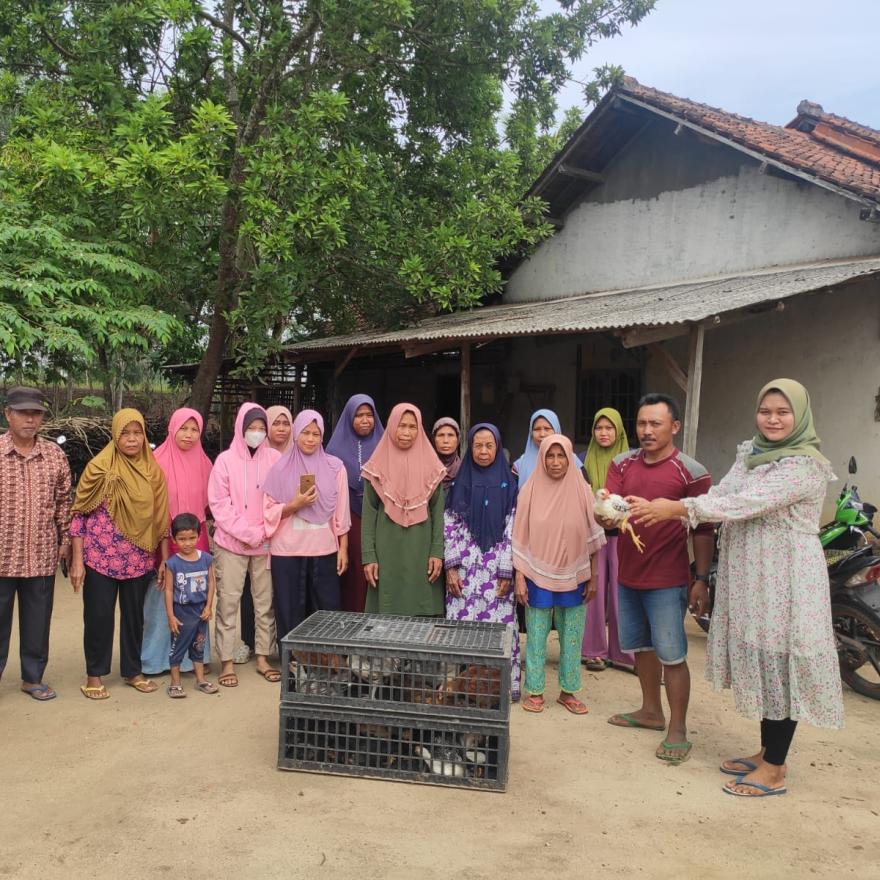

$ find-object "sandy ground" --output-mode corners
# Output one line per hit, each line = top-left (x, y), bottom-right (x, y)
(1, 579), (878, 880)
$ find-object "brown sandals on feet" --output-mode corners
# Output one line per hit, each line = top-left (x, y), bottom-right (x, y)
(218, 673), (239, 688)
(257, 667), (281, 683)
(124, 677), (158, 693)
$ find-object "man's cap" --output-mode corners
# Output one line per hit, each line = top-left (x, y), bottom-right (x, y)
(5, 386), (48, 413)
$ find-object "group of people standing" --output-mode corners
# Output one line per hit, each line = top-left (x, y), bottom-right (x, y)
(0, 377), (845, 798)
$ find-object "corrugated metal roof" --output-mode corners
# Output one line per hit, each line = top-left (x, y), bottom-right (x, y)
(281, 257), (880, 357)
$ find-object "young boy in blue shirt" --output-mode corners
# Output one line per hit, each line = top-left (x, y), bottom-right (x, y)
(164, 513), (218, 697)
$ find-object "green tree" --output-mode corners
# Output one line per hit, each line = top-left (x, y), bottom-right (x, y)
(0, 1), (654, 415)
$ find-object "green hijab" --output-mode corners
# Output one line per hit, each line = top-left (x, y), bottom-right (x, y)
(583, 407), (629, 488)
(747, 379), (830, 470)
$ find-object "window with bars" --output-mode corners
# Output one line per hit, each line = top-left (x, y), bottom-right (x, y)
(575, 368), (641, 445)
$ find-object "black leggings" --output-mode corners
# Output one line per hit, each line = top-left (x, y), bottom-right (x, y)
(761, 717), (797, 766)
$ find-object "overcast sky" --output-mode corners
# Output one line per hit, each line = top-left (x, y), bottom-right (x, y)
(552, 0), (880, 128)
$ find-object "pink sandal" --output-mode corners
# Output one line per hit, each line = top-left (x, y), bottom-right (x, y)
(556, 694), (589, 715)
(522, 695), (545, 713)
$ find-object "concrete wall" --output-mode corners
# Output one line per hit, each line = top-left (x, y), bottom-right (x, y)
(506, 119), (880, 302)
(489, 280), (880, 514)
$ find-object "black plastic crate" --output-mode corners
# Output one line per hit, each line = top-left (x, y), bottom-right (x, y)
(280, 611), (512, 721)
(277, 703), (508, 791)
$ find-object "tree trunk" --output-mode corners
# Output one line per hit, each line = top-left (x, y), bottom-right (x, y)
(190, 194), (241, 419)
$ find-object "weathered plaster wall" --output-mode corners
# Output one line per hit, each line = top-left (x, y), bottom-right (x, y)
(506, 120), (880, 302)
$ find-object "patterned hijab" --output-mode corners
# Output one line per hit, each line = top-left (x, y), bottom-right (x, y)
(747, 379), (830, 470)
(446, 423), (518, 552)
(362, 403), (446, 528)
(432, 417), (462, 488)
(73, 408), (169, 551)
(326, 394), (384, 517)
(152, 407), (213, 521)
(262, 410), (343, 524)
(582, 407), (629, 488)
(513, 409), (561, 488)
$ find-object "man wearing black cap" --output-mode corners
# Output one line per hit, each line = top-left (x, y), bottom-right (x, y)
(0, 386), (72, 700)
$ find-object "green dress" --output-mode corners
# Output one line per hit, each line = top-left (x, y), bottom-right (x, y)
(361, 482), (445, 616)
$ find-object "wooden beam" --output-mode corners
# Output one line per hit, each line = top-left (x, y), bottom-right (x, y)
(558, 163), (605, 184)
(403, 339), (459, 359)
(333, 346), (360, 379)
(619, 323), (690, 349)
(648, 342), (688, 393)
(683, 324), (705, 458)
(460, 342), (471, 446)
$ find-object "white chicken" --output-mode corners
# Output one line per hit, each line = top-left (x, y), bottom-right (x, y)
(594, 489), (646, 553)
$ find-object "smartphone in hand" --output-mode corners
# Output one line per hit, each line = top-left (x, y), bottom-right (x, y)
(300, 474), (315, 494)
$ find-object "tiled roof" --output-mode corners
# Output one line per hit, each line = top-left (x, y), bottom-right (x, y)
(618, 78), (880, 207)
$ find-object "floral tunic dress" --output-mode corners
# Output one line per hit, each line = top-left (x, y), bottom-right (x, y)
(683, 442), (844, 728)
(444, 510), (521, 698)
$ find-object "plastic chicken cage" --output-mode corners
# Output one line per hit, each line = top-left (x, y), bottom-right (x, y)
(277, 611), (512, 790)
(279, 611), (512, 722)
(277, 702), (509, 791)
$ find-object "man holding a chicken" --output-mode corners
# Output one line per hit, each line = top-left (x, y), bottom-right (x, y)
(596, 393), (714, 765)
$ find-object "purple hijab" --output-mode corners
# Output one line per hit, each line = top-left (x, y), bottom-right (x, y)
(326, 394), (384, 518)
(446, 423), (518, 552)
(262, 410), (342, 525)
(432, 417), (462, 489)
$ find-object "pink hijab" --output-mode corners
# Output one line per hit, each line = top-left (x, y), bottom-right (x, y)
(266, 405), (294, 452)
(152, 407), (213, 521)
(261, 409), (342, 525)
(361, 403), (446, 528)
(512, 434), (605, 591)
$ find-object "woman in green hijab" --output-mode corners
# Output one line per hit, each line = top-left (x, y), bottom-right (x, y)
(580, 408), (634, 671)
(627, 379), (843, 798)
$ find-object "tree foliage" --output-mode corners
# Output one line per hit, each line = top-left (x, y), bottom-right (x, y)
(0, 0), (655, 413)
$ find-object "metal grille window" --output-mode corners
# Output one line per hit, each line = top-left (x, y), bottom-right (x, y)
(575, 368), (641, 445)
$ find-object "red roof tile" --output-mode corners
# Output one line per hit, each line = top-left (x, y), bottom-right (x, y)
(619, 78), (880, 207)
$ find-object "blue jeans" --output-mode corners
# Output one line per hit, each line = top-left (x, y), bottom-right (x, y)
(617, 584), (688, 665)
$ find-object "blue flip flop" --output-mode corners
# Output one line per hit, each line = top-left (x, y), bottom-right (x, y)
(723, 775), (787, 797)
(720, 757), (758, 776)
(21, 682), (56, 701)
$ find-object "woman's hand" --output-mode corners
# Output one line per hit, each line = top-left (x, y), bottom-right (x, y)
(156, 560), (166, 587)
(69, 557), (85, 593)
(364, 563), (379, 588)
(583, 579), (598, 604)
(496, 577), (512, 598)
(689, 579), (710, 617)
(514, 572), (528, 606)
(336, 545), (349, 576)
(626, 496), (686, 527)
(427, 557), (443, 583)
(446, 568), (463, 598)
(286, 486), (318, 516)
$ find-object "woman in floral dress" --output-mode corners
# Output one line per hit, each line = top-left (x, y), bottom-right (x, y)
(629, 379), (844, 798)
(444, 424), (520, 699)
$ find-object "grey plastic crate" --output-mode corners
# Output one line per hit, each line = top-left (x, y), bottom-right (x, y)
(277, 702), (509, 791)
(280, 611), (512, 721)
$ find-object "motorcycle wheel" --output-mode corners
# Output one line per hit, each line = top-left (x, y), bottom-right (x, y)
(831, 603), (880, 700)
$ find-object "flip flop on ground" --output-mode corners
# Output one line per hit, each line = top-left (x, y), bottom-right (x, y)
(196, 681), (219, 694)
(656, 739), (693, 764)
(124, 677), (157, 693)
(723, 776), (787, 797)
(167, 684), (187, 699)
(607, 712), (666, 731)
(583, 657), (607, 671)
(556, 694), (589, 715)
(522, 695), (545, 713)
(256, 667), (281, 682)
(720, 757), (759, 776)
(21, 683), (56, 701)
(218, 672), (238, 687)
(80, 684), (109, 700)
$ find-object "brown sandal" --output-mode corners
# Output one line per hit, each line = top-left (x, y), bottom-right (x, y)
(219, 673), (239, 688)
(257, 667), (281, 683)
(124, 677), (157, 693)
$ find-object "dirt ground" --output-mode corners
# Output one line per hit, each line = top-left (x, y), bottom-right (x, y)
(1, 579), (878, 880)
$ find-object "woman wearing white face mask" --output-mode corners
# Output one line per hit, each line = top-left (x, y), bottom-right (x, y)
(208, 404), (282, 688)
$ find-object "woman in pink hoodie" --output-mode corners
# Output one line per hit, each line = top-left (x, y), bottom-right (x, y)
(208, 403), (281, 687)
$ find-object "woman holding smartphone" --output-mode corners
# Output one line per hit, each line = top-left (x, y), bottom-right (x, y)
(262, 410), (350, 639)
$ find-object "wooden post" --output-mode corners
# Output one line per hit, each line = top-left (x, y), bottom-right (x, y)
(460, 342), (471, 448)
(683, 324), (705, 458)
